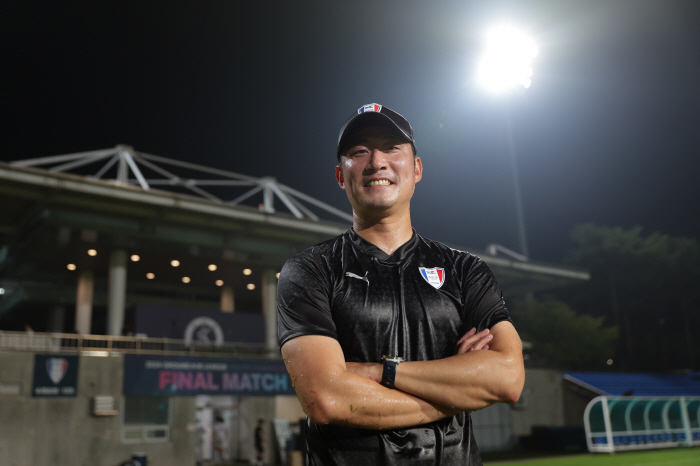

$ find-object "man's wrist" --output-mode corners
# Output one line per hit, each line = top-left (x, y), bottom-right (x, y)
(381, 356), (404, 389)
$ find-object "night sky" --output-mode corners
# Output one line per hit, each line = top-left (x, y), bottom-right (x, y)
(4, 1), (699, 263)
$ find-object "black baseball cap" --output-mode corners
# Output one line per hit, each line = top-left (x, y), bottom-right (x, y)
(336, 103), (416, 160)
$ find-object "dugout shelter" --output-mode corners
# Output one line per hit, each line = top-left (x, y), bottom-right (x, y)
(565, 371), (700, 453)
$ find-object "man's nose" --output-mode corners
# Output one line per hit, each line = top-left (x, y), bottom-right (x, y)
(367, 149), (388, 169)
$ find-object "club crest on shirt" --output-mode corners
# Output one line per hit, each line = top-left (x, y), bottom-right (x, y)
(419, 267), (445, 289)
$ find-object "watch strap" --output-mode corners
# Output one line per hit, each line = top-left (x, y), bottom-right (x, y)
(380, 356), (403, 389)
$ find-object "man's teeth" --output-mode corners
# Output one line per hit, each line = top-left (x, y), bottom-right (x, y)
(368, 180), (391, 186)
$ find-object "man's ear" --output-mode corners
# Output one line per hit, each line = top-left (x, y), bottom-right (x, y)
(335, 165), (346, 190)
(414, 157), (423, 183)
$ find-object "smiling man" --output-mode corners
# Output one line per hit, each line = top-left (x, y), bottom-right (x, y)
(277, 103), (525, 465)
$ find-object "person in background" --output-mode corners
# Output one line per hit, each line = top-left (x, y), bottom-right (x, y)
(254, 419), (265, 466)
(213, 414), (228, 463)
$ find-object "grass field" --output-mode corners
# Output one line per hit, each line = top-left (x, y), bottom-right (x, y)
(484, 448), (700, 466)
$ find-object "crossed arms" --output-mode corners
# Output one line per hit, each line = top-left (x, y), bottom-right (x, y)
(281, 320), (525, 430)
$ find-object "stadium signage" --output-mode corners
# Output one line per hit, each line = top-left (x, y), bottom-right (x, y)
(123, 355), (295, 396)
(32, 354), (79, 397)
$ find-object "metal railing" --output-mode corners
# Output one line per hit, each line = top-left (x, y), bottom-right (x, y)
(0, 330), (276, 358)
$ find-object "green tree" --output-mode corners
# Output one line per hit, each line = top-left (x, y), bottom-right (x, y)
(559, 224), (700, 372)
(513, 297), (618, 370)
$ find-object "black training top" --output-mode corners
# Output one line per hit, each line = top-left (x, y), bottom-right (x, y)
(277, 229), (511, 466)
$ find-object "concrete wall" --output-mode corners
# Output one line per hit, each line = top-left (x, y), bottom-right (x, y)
(511, 368), (566, 438)
(0, 351), (280, 466)
(0, 351), (579, 465)
(562, 381), (594, 427)
(471, 403), (516, 452)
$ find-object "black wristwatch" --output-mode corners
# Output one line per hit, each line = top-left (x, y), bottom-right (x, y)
(380, 355), (404, 389)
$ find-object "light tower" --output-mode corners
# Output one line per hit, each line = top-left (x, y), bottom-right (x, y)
(477, 25), (538, 258)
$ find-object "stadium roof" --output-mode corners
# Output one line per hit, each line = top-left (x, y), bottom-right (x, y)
(1, 147), (590, 291)
(8, 145), (354, 223)
(0, 147), (590, 329)
(564, 371), (700, 397)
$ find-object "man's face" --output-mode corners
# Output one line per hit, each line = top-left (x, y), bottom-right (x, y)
(336, 125), (422, 218)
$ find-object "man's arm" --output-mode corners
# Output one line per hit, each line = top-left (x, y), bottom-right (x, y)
(281, 334), (461, 430)
(396, 321), (524, 410)
(347, 321), (525, 412)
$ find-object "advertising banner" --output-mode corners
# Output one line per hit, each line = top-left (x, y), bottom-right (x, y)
(124, 354), (295, 397)
(32, 354), (79, 397)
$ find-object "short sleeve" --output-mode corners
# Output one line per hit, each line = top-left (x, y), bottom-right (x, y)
(463, 258), (511, 332)
(276, 252), (338, 347)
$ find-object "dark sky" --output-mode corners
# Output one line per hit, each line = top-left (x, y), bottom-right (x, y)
(4, 1), (699, 263)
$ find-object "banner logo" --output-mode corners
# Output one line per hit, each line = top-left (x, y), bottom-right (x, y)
(33, 354), (78, 397)
(184, 317), (224, 346)
(419, 267), (445, 289)
(46, 358), (68, 384)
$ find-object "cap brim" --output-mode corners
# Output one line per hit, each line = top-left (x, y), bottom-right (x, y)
(337, 113), (413, 158)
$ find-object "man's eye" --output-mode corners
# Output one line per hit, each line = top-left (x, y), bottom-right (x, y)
(351, 148), (369, 156)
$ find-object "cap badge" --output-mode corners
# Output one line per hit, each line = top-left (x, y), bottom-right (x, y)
(419, 267), (445, 289)
(358, 103), (382, 114)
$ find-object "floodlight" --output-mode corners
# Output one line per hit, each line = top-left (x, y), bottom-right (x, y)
(477, 25), (538, 92)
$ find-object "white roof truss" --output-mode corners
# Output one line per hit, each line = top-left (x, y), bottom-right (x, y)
(11, 145), (353, 223)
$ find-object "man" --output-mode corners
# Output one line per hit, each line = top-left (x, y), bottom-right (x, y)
(277, 103), (525, 465)
(254, 419), (265, 466)
(213, 415), (229, 463)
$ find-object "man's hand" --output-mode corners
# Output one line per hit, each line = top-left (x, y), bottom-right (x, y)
(455, 327), (493, 354)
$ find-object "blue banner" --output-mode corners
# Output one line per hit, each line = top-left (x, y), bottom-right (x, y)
(123, 355), (296, 397)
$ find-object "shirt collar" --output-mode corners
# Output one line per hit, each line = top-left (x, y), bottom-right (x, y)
(346, 228), (418, 264)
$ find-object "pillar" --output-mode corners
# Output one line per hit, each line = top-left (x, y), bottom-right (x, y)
(220, 285), (235, 313)
(261, 269), (278, 351)
(75, 271), (94, 334)
(107, 248), (127, 336)
(49, 305), (66, 333)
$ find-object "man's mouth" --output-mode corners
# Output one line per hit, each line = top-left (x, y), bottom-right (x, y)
(366, 179), (392, 187)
